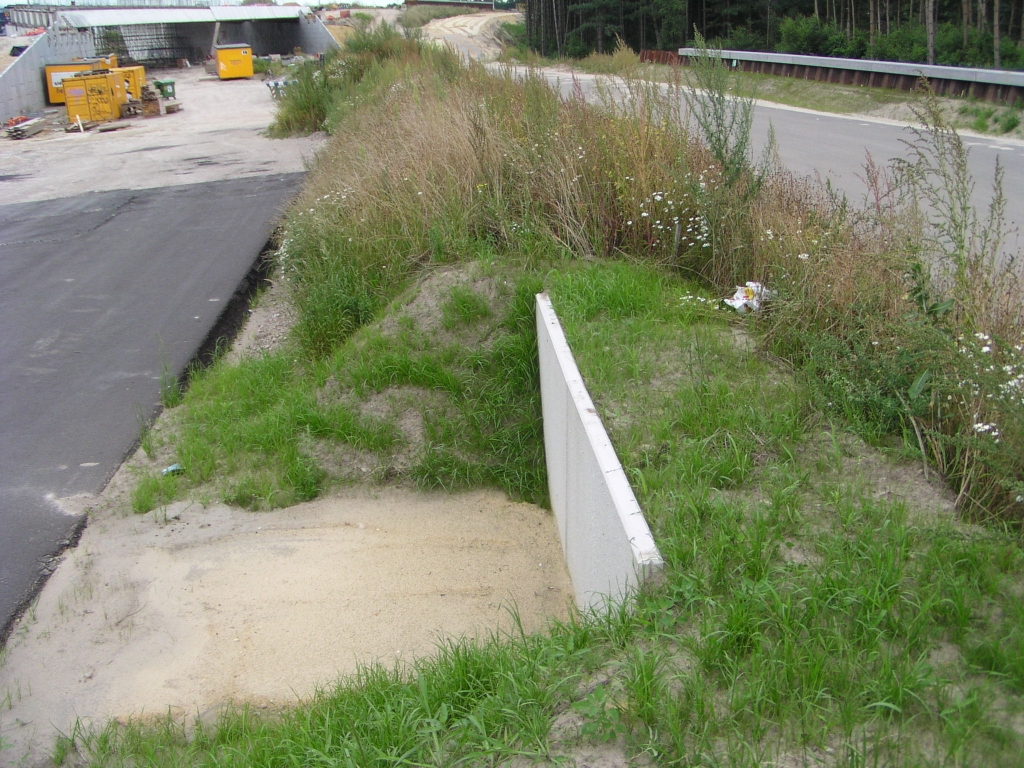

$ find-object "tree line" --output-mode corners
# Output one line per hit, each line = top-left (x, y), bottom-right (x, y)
(523, 0), (1024, 68)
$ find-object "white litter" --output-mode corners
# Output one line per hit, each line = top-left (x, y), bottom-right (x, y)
(724, 282), (773, 314)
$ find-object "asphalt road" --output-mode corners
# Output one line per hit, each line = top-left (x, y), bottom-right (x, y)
(0, 174), (303, 640)
(524, 68), (1024, 244)
(751, 102), (1023, 238)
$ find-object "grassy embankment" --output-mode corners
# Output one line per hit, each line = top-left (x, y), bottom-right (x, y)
(59, 24), (1024, 767)
(497, 24), (1024, 137)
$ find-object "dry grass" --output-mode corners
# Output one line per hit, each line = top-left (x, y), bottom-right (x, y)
(271, 33), (1024, 522)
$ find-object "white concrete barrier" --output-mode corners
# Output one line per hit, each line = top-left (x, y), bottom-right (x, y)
(0, 29), (95, 124)
(536, 293), (663, 610)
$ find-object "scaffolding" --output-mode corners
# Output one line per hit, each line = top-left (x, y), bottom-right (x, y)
(92, 22), (208, 67)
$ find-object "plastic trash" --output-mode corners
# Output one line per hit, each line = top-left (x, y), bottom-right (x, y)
(723, 282), (773, 314)
(161, 463), (184, 476)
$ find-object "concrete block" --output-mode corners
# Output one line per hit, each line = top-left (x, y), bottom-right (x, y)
(0, 30), (95, 124)
(536, 293), (663, 610)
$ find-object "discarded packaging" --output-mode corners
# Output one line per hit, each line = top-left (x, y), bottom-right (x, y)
(161, 463), (185, 476)
(724, 282), (773, 314)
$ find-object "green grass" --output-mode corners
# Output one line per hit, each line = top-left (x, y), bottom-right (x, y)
(128, 257), (552, 510)
(441, 285), (492, 330)
(505, 47), (912, 116)
(82, 29), (1024, 768)
(67, 262), (1024, 767)
(129, 471), (179, 514)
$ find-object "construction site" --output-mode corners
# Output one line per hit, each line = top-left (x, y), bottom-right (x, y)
(0, 3), (337, 132)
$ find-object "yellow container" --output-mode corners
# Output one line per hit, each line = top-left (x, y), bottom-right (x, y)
(112, 65), (146, 100)
(45, 63), (97, 104)
(215, 44), (253, 80)
(44, 56), (120, 104)
(63, 72), (127, 123)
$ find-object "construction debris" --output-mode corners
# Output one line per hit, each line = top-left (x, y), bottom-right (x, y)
(140, 84), (161, 117)
(6, 117), (46, 139)
(64, 119), (97, 132)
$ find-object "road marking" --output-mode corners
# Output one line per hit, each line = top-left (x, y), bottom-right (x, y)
(80, 462), (99, 467)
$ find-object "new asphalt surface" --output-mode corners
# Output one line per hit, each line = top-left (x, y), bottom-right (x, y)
(0, 174), (304, 640)
(521, 67), (1024, 241)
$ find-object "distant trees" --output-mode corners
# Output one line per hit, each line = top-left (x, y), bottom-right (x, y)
(523, 0), (1024, 68)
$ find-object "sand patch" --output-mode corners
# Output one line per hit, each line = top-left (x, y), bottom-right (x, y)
(0, 487), (571, 763)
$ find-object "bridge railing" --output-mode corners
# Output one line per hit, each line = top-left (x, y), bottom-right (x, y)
(636, 47), (1024, 105)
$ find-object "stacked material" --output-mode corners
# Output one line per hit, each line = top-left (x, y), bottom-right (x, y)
(64, 119), (97, 132)
(6, 117), (45, 139)
(140, 85), (161, 117)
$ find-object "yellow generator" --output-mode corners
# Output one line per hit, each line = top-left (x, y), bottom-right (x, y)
(214, 44), (253, 79)
(63, 72), (127, 123)
(44, 56), (119, 104)
(112, 65), (146, 100)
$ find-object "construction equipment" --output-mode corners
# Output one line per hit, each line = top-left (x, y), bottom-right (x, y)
(63, 72), (127, 124)
(214, 44), (253, 80)
(44, 56), (119, 104)
(112, 66), (146, 101)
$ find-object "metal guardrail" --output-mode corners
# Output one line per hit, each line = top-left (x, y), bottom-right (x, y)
(658, 47), (1024, 105)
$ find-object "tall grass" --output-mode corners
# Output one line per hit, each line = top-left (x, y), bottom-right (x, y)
(153, 23), (1024, 523)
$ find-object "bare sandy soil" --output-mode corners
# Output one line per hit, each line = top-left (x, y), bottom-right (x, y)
(0, 264), (572, 765)
(0, 485), (570, 765)
(422, 12), (521, 62)
(0, 34), (36, 76)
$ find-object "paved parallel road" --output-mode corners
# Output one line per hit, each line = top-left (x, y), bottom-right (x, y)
(514, 66), (1024, 244)
(750, 101), (1023, 240)
(0, 174), (303, 640)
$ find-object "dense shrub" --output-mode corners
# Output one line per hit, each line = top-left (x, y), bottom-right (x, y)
(768, 16), (1024, 69)
(776, 16), (851, 57)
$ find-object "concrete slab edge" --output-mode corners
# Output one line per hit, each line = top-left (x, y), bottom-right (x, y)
(536, 293), (663, 610)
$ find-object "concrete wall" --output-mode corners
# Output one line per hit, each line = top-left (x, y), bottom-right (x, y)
(536, 294), (663, 610)
(216, 19), (337, 56)
(0, 29), (95, 124)
(178, 22), (217, 61)
(7, 7), (58, 31)
(297, 16), (340, 55)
